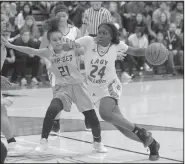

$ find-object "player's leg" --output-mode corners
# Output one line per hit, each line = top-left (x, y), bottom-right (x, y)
(36, 89), (72, 152)
(1, 104), (32, 156)
(73, 83), (107, 153)
(35, 98), (64, 152)
(51, 112), (61, 135)
(51, 85), (71, 135)
(1, 141), (7, 163)
(99, 98), (160, 161)
(82, 112), (91, 131)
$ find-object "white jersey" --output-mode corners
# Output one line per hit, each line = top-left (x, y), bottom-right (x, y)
(75, 36), (128, 103)
(76, 36), (128, 87)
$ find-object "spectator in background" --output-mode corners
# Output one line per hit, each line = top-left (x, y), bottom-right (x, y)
(133, 13), (147, 32)
(23, 16), (41, 41)
(1, 24), (15, 78)
(11, 27), (41, 85)
(120, 2), (146, 34)
(152, 2), (170, 25)
(173, 14), (183, 36)
(143, 3), (158, 42)
(152, 12), (170, 34)
(164, 23), (183, 75)
(68, 2), (86, 29)
(81, 2), (112, 37)
(117, 28), (132, 79)
(16, 2), (32, 30)
(128, 26), (151, 76)
(171, 2), (183, 24)
(109, 2), (122, 29)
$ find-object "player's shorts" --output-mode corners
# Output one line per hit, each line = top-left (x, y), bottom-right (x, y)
(87, 78), (122, 106)
(53, 82), (95, 112)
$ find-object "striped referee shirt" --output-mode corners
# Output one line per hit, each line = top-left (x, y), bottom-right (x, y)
(83, 7), (112, 35)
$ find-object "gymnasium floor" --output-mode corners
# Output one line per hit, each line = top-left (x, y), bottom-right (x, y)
(2, 77), (183, 163)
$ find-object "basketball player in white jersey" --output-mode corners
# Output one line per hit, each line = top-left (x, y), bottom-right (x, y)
(1, 20), (107, 153)
(40, 5), (90, 133)
(66, 22), (160, 161)
(1, 13), (32, 157)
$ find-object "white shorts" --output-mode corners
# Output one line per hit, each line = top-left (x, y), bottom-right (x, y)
(87, 78), (122, 106)
(53, 82), (95, 112)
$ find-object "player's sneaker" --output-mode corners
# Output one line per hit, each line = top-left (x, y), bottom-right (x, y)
(35, 138), (48, 152)
(93, 142), (107, 153)
(7, 142), (32, 156)
(149, 140), (160, 161)
(137, 128), (154, 148)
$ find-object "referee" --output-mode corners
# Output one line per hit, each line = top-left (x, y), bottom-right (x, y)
(81, 2), (112, 37)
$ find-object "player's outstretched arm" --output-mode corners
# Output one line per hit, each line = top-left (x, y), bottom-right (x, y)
(1, 36), (49, 58)
(126, 46), (146, 57)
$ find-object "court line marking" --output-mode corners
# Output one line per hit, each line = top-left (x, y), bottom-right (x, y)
(16, 138), (118, 163)
(55, 134), (183, 163)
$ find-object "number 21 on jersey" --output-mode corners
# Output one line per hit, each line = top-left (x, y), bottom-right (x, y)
(58, 66), (70, 77)
(90, 65), (106, 79)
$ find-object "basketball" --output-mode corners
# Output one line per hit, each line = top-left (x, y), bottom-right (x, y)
(145, 43), (169, 66)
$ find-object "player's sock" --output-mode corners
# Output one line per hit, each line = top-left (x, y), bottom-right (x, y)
(7, 137), (16, 144)
(134, 128), (154, 147)
(41, 98), (63, 139)
(52, 119), (60, 132)
(132, 125), (141, 134)
(83, 109), (101, 143)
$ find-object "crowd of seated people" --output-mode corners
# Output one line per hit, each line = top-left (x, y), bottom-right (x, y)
(1, 1), (184, 86)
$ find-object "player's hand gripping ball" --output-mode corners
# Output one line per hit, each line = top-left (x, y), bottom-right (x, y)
(145, 43), (169, 66)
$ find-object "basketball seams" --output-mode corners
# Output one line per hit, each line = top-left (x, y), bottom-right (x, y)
(145, 43), (168, 66)
(153, 43), (161, 63)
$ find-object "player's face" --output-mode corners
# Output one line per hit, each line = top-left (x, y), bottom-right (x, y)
(97, 27), (112, 45)
(49, 32), (63, 50)
(56, 12), (68, 24)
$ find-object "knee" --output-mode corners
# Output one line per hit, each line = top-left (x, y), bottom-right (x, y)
(99, 112), (111, 122)
(99, 108), (111, 122)
(45, 99), (63, 119)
